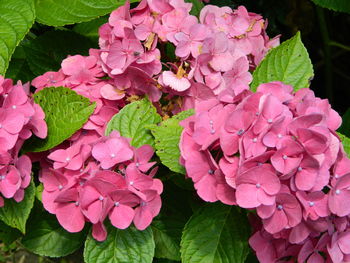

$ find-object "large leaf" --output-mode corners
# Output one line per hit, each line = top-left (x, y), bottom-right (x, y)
(338, 133), (350, 158)
(34, 0), (139, 26)
(23, 30), (96, 76)
(73, 16), (108, 41)
(24, 87), (96, 152)
(152, 182), (193, 261)
(106, 98), (162, 148)
(0, 181), (35, 233)
(251, 32), (314, 92)
(0, 220), (22, 245)
(0, 0), (35, 75)
(148, 109), (194, 174)
(84, 224), (155, 263)
(180, 203), (250, 263)
(22, 206), (87, 257)
(338, 108), (350, 137)
(311, 0), (350, 14)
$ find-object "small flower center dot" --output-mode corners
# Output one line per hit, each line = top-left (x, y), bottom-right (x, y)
(99, 196), (104, 201)
(309, 202), (315, 207)
(12, 105), (16, 109)
(298, 167), (303, 172)
(277, 204), (283, 210)
(334, 174), (339, 179)
(0, 175), (5, 180)
(129, 181), (134, 186)
(335, 189), (341, 195)
(253, 138), (258, 143)
(208, 169), (214, 175)
(267, 118), (273, 123)
(110, 153), (115, 158)
(114, 202), (120, 207)
(135, 162), (140, 168)
(58, 185), (63, 190)
(0, 124), (2, 129)
(237, 129), (244, 136)
(210, 129), (216, 134)
(141, 201), (147, 207)
(65, 157), (70, 162)
(282, 155), (288, 160)
(75, 201), (79, 206)
(256, 183), (261, 188)
(277, 134), (283, 138)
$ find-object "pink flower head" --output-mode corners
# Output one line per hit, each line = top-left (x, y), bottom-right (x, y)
(327, 231), (350, 263)
(109, 190), (139, 229)
(48, 143), (91, 170)
(133, 190), (161, 230)
(296, 191), (329, 220)
(92, 134), (133, 169)
(105, 29), (144, 75)
(236, 165), (280, 208)
(0, 109), (25, 150)
(133, 144), (156, 172)
(270, 137), (303, 175)
(161, 70), (191, 92)
(0, 166), (21, 198)
(3, 84), (34, 118)
(124, 164), (154, 198)
(220, 108), (255, 156)
(260, 193), (302, 234)
(328, 173), (350, 217)
(54, 188), (85, 232)
(175, 23), (210, 58)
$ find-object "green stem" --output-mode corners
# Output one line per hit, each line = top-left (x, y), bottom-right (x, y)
(329, 41), (350, 52)
(316, 7), (333, 103)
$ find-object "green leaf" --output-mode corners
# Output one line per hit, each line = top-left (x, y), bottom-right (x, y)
(148, 109), (194, 174)
(185, 0), (204, 17)
(180, 203), (251, 263)
(23, 30), (96, 75)
(0, 181), (35, 233)
(73, 16), (108, 41)
(338, 133), (350, 158)
(34, 0), (139, 26)
(338, 108), (350, 137)
(311, 0), (350, 14)
(0, 220), (22, 245)
(152, 182), (192, 263)
(22, 207), (87, 257)
(106, 98), (162, 148)
(35, 184), (43, 202)
(0, 0), (35, 75)
(84, 224), (155, 263)
(251, 32), (314, 92)
(154, 179), (194, 247)
(152, 216), (185, 261)
(5, 58), (35, 83)
(24, 87), (96, 152)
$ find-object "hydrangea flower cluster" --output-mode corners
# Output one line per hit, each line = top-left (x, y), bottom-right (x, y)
(97, 0), (279, 112)
(180, 81), (350, 262)
(39, 131), (161, 241)
(30, 0), (279, 242)
(32, 53), (162, 241)
(0, 76), (47, 207)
